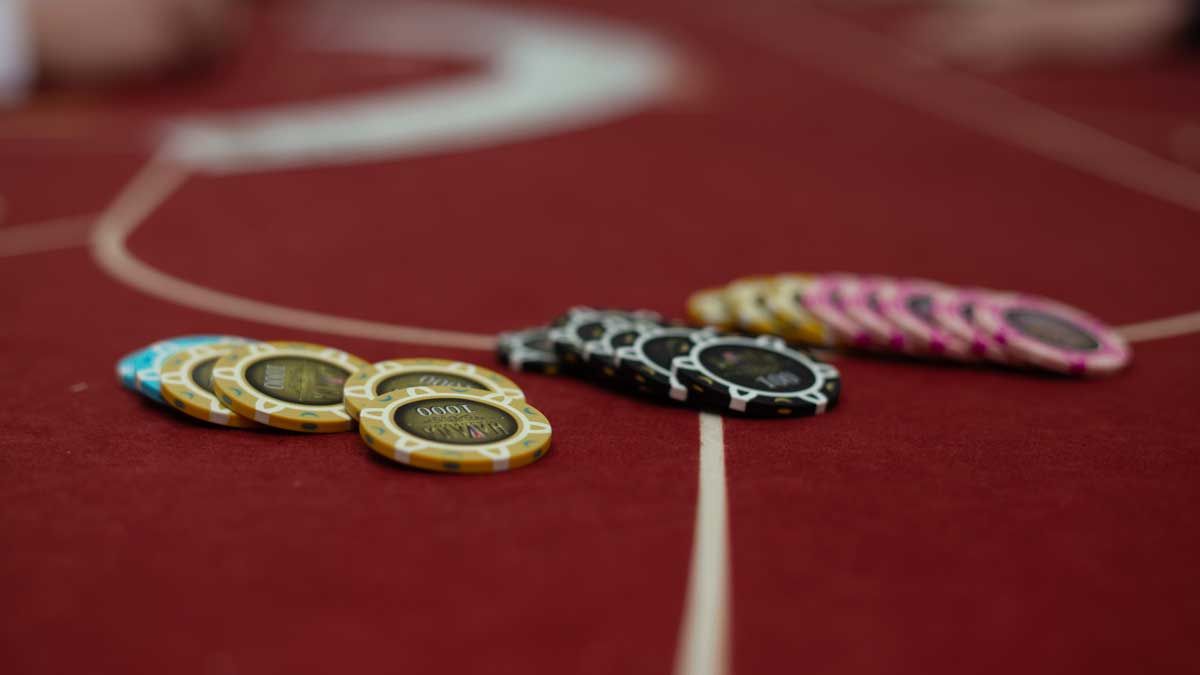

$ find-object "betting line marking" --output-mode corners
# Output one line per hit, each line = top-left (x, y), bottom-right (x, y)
(87, 156), (1200, 348)
(90, 158), (497, 351)
(0, 216), (93, 258)
(88, 156), (1200, 349)
(723, 5), (1200, 216)
(674, 413), (732, 675)
(1117, 311), (1200, 344)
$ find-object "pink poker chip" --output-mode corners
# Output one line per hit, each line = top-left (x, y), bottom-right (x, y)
(840, 276), (906, 352)
(971, 294), (1131, 376)
(929, 287), (1011, 363)
(801, 274), (873, 348)
(877, 280), (972, 360)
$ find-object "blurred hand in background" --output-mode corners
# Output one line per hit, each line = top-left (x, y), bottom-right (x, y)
(913, 0), (1197, 70)
(26, 0), (242, 89)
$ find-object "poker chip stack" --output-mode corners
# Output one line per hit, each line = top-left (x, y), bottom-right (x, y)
(685, 274), (1132, 377)
(497, 307), (842, 418)
(117, 337), (553, 474)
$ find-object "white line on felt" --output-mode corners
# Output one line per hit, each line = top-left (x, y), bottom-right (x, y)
(90, 158), (497, 350)
(85, 153), (1200, 353)
(0, 216), (92, 258)
(723, 6), (1200, 215)
(673, 412), (732, 675)
(83, 3), (1200, 353)
(1118, 311), (1200, 344)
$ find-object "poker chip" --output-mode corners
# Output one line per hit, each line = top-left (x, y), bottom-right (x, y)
(840, 276), (907, 352)
(211, 341), (369, 432)
(549, 307), (628, 367)
(343, 358), (523, 420)
(876, 280), (972, 360)
(929, 288), (1012, 363)
(670, 333), (841, 417)
(764, 274), (833, 346)
(972, 294), (1131, 376)
(548, 306), (665, 368)
(802, 274), (872, 348)
(615, 325), (715, 399)
(130, 334), (248, 403)
(116, 348), (143, 392)
(358, 386), (552, 474)
(159, 343), (260, 428)
(579, 318), (651, 382)
(682, 272), (1128, 381)
(686, 287), (735, 329)
(497, 327), (560, 374)
(725, 276), (787, 336)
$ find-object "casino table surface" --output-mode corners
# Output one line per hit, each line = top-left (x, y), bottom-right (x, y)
(3, 1), (1199, 673)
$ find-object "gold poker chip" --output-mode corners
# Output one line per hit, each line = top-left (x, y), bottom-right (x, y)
(358, 386), (552, 474)
(725, 276), (787, 335)
(343, 358), (524, 420)
(766, 274), (833, 346)
(159, 342), (260, 428)
(685, 287), (734, 329)
(211, 341), (369, 433)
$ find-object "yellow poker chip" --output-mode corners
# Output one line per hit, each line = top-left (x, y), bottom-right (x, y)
(725, 276), (787, 336)
(766, 274), (834, 346)
(686, 287), (735, 329)
(343, 358), (524, 420)
(159, 342), (261, 428)
(358, 386), (552, 474)
(211, 341), (370, 433)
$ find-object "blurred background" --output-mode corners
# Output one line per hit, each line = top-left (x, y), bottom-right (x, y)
(4, 0), (1199, 163)
(5, 0), (1199, 305)
(7, 0), (1199, 96)
(4, 0), (1200, 262)
(5, 3), (1200, 674)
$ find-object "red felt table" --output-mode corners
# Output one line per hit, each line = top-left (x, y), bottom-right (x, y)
(3, 1), (1199, 673)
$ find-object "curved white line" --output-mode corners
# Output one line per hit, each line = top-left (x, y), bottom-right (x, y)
(92, 2), (680, 349)
(87, 152), (1200, 352)
(91, 159), (496, 350)
(674, 413), (731, 675)
(0, 216), (91, 258)
(163, 2), (678, 173)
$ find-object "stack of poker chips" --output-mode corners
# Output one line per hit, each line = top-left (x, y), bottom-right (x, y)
(686, 274), (1131, 377)
(116, 336), (552, 473)
(497, 307), (842, 418)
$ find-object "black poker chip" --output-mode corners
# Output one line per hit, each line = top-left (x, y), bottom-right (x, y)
(496, 326), (560, 375)
(578, 320), (656, 385)
(670, 333), (841, 417)
(547, 307), (669, 368)
(548, 307), (618, 367)
(614, 325), (717, 399)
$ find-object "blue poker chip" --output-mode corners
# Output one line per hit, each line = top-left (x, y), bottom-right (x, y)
(115, 348), (143, 392)
(125, 334), (249, 403)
